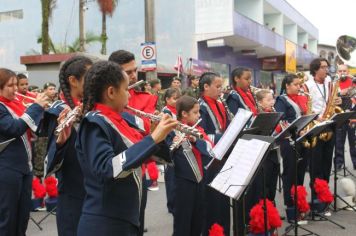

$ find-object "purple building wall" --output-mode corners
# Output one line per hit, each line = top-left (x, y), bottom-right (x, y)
(197, 41), (262, 84)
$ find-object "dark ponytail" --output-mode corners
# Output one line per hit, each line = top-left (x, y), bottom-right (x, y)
(176, 95), (198, 120)
(163, 88), (181, 105)
(82, 61), (126, 114)
(230, 67), (250, 87)
(198, 72), (220, 95)
(59, 56), (93, 109)
(280, 74), (298, 95)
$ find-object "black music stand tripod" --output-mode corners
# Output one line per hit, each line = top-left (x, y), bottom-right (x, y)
(330, 111), (356, 212)
(333, 111), (356, 179)
(297, 121), (345, 231)
(229, 135), (275, 236)
(275, 114), (319, 236)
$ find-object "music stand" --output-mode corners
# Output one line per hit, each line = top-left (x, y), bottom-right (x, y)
(0, 138), (15, 153)
(249, 112), (284, 136)
(211, 134), (274, 236)
(297, 121), (345, 230)
(274, 114), (318, 236)
(232, 113), (282, 235)
(332, 111), (356, 179)
(329, 111), (356, 212)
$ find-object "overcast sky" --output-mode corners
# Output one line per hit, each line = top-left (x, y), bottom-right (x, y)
(286, 0), (355, 45)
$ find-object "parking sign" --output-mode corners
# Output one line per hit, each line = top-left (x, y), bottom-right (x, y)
(141, 42), (157, 71)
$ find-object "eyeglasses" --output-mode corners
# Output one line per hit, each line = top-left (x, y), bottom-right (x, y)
(320, 65), (329, 70)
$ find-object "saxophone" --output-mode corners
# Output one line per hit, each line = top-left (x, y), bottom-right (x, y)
(299, 90), (318, 148)
(319, 78), (344, 141)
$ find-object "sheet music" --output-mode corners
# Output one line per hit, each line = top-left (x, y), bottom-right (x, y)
(212, 109), (252, 160)
(0, 138), (15, 153)
(210, 138), (270, 199)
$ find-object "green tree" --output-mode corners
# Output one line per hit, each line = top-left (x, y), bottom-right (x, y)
(36, 32), (101, 54)
(40, 0), (56, 54)
(97, 0), (118, 55)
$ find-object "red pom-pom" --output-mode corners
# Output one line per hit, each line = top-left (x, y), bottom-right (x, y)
(249, 199), (282, 234)
(249, 202), (271, 234)
(291, 185), (310, 213)
(44, 176), (58, 198)
(209, 223), (225, 236)
(32, 177), (46, 198)
(265, 199), (282, 228)
(314, 178), (334, 203)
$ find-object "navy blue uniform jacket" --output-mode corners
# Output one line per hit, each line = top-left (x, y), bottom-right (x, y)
(75, 111), (170, 227)
(43, 100), (85, 198)
(0, 102), (44, 173)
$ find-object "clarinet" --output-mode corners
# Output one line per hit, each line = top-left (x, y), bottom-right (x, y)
(218, 96), (234, 121)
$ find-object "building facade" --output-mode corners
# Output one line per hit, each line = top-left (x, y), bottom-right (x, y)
(1, 0), (318, 91)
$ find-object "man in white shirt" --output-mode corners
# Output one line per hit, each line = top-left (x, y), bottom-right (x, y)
(304, 58), (342, 184)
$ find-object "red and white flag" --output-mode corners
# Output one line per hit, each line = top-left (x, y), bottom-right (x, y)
(174, 54), (183, 76)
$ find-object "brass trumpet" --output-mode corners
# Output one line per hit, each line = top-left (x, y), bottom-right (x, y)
(125, 106), (203, 139)
(15, 92), (53, 107)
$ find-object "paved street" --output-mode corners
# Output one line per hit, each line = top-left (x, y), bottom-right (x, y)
(28, 142), (356, 236)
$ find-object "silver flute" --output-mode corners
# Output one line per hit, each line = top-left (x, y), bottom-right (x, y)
(55, 106), (82, 135)
(125, 106), (204, 139)
(128, 80), (145, 90)
(170, 118), (202, 151)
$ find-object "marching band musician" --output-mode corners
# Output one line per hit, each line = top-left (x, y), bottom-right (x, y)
(0, 68), (48, 235)
(109, 49), (158, 235)
(15, 73), (37, 105)
(274, 74), (309, 222)
(161, 88), (181, 214)
(303, 58), (342, 183)
(169, 95), (214, 236)
(334, 64), (356, 171)
(109, 50), (158, 114)
(43, 56), (93, 236)
(75, 61), (177, 235)
(255, 89), (280, 202)
(198, 72), (230, 236)
(226, 67), (258, 116)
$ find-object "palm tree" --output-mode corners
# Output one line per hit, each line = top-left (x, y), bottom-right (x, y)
(40, 0), (56, 54)
(96, 0), (117, 55)
(36, 32), (101, 54)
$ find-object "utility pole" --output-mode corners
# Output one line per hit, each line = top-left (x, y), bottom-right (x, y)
(79, 0), (86, 52)
(144, 0), (157, 80)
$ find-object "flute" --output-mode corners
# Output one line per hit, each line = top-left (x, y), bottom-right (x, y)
(170, 118), (202, 151)
(54, 106), (82, 135)
(128, 80), (145, 90)
(125, 106), (204, 139)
